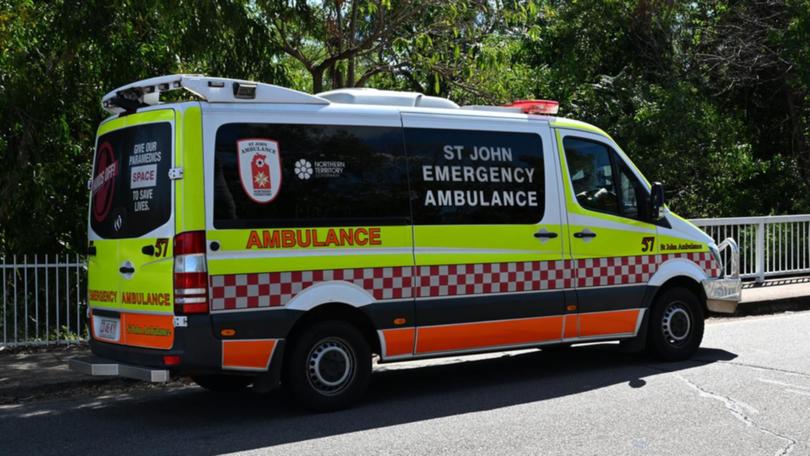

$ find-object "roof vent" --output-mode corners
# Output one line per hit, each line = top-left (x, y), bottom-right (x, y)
(316, 88), (459, 109)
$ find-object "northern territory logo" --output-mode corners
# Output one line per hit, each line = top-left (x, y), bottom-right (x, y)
(294, 158), (345, 180)
(237, 139), (282, 204)
(294, 159), (313, 180)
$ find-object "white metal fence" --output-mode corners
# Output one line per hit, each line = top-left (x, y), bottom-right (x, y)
(1, 255), (87, 347)
(691, 214), (810, 282)
(1, 214), (810, 346)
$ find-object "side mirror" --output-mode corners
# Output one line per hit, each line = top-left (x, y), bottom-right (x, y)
(650, 182), (665, 221)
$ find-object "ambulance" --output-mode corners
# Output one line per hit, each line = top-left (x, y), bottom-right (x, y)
(70, 74), (741, 410)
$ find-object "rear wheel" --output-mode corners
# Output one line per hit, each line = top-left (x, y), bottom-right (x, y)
(192, 374), (254, 392)
(648, 287), (704, 361)
(285, 320), (371, 412)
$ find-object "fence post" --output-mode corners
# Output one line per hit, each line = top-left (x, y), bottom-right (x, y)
(755, 221), (765, 283)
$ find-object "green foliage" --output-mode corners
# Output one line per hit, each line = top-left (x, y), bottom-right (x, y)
(1, 0), (809, 253)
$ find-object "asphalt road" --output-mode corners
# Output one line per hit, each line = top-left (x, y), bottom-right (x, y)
(2, 312), (810, 456)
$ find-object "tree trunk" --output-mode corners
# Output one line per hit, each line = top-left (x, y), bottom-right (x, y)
(312, 68), (324, 93)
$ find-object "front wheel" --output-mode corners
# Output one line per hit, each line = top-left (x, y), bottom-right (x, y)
(285, 320), (371, 411)
(647, 287), (704, 361)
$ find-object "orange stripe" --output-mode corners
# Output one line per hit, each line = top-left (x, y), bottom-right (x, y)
(222, 339), (277, 370)
(578, 309), (639, 337)
(563, 314), (578, 339)
(382, 328), (415, 357)
(121, 313), (174, 350)
(416, 316), (563, 354)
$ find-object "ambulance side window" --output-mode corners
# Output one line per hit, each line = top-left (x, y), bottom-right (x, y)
(563, 137), (650, 222)
(213, 123), (410, 228)
(404, 128), (545, 225)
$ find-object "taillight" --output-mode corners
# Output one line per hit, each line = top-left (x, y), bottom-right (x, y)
(173, 231), (209, 315)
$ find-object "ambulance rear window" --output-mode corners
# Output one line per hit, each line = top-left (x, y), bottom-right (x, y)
(213, 123), (410, 228)
(90, 122), (172, 238)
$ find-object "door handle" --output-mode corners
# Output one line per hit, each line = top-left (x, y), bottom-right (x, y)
(533, 232), (558, 239)
(119, 266), (135, 274)
(573, 231), (597, 239)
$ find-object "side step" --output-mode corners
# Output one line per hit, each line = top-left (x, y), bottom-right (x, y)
(68, 355), (170, 383)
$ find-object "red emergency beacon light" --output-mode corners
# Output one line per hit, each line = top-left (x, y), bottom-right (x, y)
(505, 99), (559, 115)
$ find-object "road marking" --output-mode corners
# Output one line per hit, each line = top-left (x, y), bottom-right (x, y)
(757, 378), (810, 391)
(786, 389), (810, 397)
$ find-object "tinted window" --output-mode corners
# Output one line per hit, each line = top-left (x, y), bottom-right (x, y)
(563, 138), (619, 215)
(617, 158), (651, 220)
(214, 123), (409, 228)
(90, 122), (172, 238)
(405, 128), (544, 225)
(563, 137), (650, 221)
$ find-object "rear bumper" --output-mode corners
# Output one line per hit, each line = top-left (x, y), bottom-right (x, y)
(87, 314), (222, 374)
(703, 277), (742, 314)
(68, 355), (170, 382)
(81, 312), (288, 390)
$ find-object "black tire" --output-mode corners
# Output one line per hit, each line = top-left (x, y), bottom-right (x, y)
(647, 287), (704, 361)
(192, 374), (254, 392)
(284, 320), (371, 412)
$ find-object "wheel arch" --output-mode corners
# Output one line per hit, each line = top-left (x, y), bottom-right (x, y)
(650, 275), (707, 317)
(284, 302), (382, 358)
(648, 258), (709, 316)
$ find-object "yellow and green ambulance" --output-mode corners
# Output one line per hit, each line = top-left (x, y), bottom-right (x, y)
(70, 75), (741, 410)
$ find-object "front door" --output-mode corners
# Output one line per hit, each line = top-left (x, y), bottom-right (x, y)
(402, 113), (568, 356)
(555, 129), (655, 339)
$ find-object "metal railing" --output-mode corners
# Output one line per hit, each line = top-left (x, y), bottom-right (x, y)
(690, 214), (810, 282)
(1, 255), (87, 347)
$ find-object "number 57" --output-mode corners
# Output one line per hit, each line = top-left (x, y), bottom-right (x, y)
(641, 237), (655, 253)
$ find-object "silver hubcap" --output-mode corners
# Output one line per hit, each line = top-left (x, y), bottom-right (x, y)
(662, 302), (692, 345)
(307, 338), (355, 396)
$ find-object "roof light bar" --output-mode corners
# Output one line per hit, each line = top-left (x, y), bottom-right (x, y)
(505, 99), (559, 115)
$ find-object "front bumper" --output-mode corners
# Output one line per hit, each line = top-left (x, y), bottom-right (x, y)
(703, 237), (742, 314)
(703, 277), (742, 314)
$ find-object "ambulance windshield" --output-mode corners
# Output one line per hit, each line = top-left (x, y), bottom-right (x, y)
(89, 122), (172, 238)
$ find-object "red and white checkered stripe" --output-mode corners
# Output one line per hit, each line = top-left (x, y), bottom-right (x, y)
(575, 252), (721, 287)
(685, 251), (723, 278)
(413, 261), (574, 298)
(209, 252), (721, 311)
(210, 267), (413, 311)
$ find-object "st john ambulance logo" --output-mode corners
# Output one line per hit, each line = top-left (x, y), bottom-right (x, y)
(238, 139), (282, 203)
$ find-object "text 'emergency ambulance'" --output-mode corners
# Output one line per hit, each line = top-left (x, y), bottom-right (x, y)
(422, 145), (539, 207)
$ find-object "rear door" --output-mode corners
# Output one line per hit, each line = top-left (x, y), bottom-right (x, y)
(88, 108), (176, 349)
(402, 113), (569, 356)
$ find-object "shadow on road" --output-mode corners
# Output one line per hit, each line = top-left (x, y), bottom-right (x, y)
(3, 344), (737, 455)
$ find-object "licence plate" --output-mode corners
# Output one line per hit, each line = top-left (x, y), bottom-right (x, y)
(94, 316), (120, 342)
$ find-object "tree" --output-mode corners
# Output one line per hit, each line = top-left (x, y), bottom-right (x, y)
(2, 0), (810, 254)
